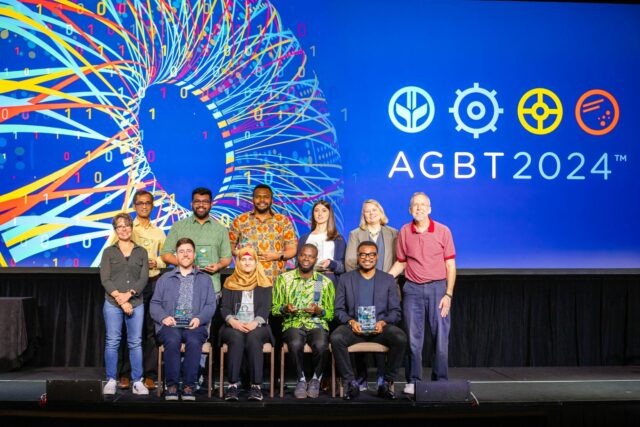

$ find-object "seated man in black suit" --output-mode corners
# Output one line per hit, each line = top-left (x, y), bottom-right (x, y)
(330, 241), (407, 400)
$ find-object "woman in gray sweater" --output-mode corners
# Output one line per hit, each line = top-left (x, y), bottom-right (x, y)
(100, 212), (149, 396)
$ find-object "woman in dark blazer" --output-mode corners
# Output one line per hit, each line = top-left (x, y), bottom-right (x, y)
(220, 247), (273, 401)
(298, 200), (345, 284)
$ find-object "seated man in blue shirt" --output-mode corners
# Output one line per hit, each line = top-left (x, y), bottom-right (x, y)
(150, 238), (216, 401)
(331, 241), (407, 400)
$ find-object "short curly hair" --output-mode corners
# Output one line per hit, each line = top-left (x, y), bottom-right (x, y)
(112, 212), (133, 229)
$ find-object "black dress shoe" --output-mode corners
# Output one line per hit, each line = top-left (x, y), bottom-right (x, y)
(377, 382), (397, 400)
(343, 383), (360, 400)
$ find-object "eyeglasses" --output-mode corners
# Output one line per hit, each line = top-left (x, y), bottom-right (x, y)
(134, 201), (153, 206)
(115, 225), (132, 230)
(358, 252), (378, 259)
(192, 199), (211, 206)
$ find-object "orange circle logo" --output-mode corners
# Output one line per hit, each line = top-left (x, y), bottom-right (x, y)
(575, 89), (619, 136)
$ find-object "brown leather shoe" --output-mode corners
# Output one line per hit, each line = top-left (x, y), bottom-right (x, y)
(144, 377), (156, 390)
(118, 377), (130, 389)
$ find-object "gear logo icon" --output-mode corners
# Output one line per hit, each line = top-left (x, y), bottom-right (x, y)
(449, 82), (504, 139)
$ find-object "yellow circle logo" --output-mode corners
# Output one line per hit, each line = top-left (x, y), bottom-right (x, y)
(517, 88), (563, 135)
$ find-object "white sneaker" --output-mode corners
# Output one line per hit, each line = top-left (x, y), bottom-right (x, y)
(403, 383), (415, 395)
(103, 379), (116, 395)
(132, 380), (149, 395)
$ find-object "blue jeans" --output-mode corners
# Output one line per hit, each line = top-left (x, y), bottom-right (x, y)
(403, 279), (450, 382)
(103, 301), (144, 381)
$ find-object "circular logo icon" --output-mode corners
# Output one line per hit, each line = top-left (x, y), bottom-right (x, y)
(575, 89), (619, 136)
(388, 86), (435, 133)
(517, 88), (563, 135)
(449, 82), (504, 139)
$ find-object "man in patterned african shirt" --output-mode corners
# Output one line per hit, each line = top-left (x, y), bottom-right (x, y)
(272, 244), (335, 399)
(228, 184), (297, 283)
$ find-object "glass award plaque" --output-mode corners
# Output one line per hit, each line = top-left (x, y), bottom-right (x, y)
(174, 308), (192, 328)
(357, 306), (376, 334)
(235, 302), (254, 322)
(196, 246), (212, 268)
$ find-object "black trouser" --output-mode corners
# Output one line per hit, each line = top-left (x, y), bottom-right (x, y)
(282, 327), (329, 380)
(330, 324), (407, 383)
(220, 325), (272, 385)
(118, 277), (159, 379)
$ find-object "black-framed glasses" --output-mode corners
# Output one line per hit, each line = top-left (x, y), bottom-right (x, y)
(358, 252), (378, 259)
(192, 199), (211, 205)
(134, 201), (153, 206)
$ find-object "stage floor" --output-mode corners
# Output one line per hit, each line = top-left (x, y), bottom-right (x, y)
(1, 366), (639, 426)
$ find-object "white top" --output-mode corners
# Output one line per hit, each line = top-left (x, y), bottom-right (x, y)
(236, 290), (255, 322)
(306, 232), (335, 265)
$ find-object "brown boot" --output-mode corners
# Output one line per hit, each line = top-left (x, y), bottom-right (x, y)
(118, 377), (130, 389)
(144, 377), (156, 390)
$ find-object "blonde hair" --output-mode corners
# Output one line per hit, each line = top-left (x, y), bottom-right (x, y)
(359, 199), (389, 230)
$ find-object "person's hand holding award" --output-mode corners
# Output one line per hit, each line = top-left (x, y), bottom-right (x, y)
(283, 303), (298, 314)
(303, 303), (323, 316)
(188, 317), (200, 329)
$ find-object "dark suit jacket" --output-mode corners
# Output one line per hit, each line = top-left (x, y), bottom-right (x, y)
(220, 285), (273, 324)
(334, 269), (401, 325)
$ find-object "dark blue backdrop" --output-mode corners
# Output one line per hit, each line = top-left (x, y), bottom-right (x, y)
(0, 0), (638, 268)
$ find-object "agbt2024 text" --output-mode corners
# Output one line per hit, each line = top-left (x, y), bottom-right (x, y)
(388, 151), (628, 180)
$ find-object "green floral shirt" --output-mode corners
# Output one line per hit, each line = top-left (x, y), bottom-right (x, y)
(272, 269), (335, 331)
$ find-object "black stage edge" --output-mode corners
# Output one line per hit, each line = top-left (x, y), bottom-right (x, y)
(0, 367), (639, 427)
(1, 272), (639, 426)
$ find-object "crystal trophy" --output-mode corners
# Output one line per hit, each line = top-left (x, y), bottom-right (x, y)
(357, 306), (377, 334)
(235, 302), (255, 323)
(174, 308), (192, 328)
(196, 246), (212, 268)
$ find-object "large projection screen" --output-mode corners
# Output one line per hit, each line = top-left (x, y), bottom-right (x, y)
(0, 0), (638, 270)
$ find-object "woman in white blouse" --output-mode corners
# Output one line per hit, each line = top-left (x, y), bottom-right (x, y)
(298, 200), (345, 283)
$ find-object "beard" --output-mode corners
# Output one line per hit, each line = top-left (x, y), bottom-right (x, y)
(359, 264), (376, 274)
(194, 209), (210, 220)
(298, 263), (315, 274)
(254, 204), (271, 214)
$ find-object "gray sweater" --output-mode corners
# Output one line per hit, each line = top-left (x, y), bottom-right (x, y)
(100, 243), (149, 307)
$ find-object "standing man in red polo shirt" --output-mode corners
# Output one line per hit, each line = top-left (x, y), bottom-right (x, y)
(389, 192), (456, 394)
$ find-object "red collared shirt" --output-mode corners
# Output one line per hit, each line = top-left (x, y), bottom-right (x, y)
(396, 217), (455, 283)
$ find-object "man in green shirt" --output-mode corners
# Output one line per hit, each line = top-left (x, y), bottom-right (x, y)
(272, 244), (335, 399)
(161, 188), (232, 295)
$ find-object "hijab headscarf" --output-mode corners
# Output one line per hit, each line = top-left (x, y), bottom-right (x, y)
(223, 247), (272, 291)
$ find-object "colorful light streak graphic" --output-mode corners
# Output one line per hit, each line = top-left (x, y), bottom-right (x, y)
(0, 0), (342, 267)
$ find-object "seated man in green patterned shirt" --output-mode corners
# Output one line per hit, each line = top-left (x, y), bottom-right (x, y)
(272, 244), (335, 399)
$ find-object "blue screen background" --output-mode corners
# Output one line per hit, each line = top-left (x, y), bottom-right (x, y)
(0, 0), (638, 268)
